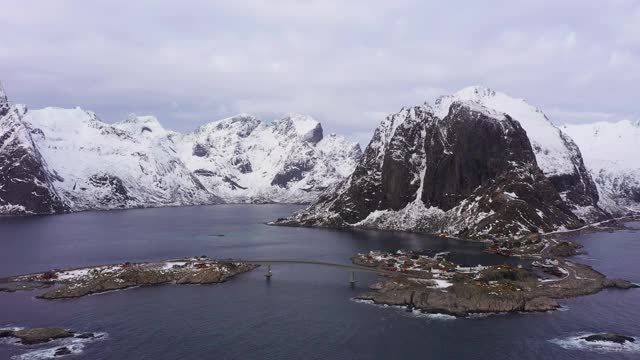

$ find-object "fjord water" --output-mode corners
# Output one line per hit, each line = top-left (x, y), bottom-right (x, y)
(0, 205), (638, 360)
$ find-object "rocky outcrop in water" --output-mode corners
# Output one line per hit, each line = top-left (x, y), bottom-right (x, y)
(0, 328), (74, 345)
(0, 258), (257, 299)
(582, 333), (636, 344)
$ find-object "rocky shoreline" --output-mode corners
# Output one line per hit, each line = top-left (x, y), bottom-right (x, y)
(0, 257), (257, 299)
(0, 327), (107, 358)
(351, 238), (638, 317)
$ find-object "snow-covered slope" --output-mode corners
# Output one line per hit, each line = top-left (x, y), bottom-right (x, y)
(23, 109), (219, 211)
(0, 82), (360, 215)
(176, 113), (362, 203)
(434, 86), (604, 221)
(0, 85), (68, 214)
(562, 120), (640, 214)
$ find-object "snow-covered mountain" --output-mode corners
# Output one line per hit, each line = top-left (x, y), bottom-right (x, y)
(0, 85), (68, 215)
(0, 84), (361, 215)
(278, 99), (581, 238)
(562, 120), (640, 215)
(22, 108), (219, 211)
(175, 113), (362, 203)
(434, 86), (604, 222)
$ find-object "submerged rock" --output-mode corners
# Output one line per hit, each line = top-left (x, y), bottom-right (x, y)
(54, 346), (72, 356)
(582, 333), (635, 344)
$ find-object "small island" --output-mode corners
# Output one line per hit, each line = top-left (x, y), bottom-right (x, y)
(0, 257), (257, 299)
(351, 236), (638, 317)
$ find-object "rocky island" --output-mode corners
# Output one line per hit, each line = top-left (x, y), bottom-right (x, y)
(0, 257), (257, 299)
(351, 236), (637, 317)
(0, 326), (107, 358)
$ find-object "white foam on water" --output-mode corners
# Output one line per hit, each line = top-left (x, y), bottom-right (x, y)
(1, 327), (26, 331)
(549, 333), (640, 353)
(0, 327), (25, 345)
(8, 332), (108, 360)
(350, 298), (456, 320)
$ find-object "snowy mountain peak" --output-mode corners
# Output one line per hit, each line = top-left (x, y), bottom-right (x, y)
(562, 120), (640, 214)
(454, 85), (497, 99)
(196, 113), (261, 138)
(433, 86), (604, 220)
(0, 81), (10, 117)
(116, 114), (169, 136)
(274, 113), (323, 144)
(435, 86), (572, 174)
(448, 100), (506, 121)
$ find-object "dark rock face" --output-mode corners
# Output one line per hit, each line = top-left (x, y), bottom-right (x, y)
(281, 102), (580, 238)
(0, 83), (9, 118)
(194, 169), (216, 177)
(322, 106), (433, 224)
(552, 132), (605, 219)
(271, 152), (317, 188)
(231, 156), (252, 173)
(304, 123), (324, 144)
(192, 143), (209, 157)
(222, 176), (247, 190)
(380, 112), (428, 211)
(421, 107), (535, 210)
(0, 104), (68, 215)
(582, 333), (635, 344)
(88, 173), (135, 206)
(55, 347), (72, 356)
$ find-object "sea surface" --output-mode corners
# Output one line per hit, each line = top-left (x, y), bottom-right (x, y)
(0, 205), (638, 359)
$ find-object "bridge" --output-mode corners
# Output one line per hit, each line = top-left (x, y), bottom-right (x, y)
(231, 259), (401, 286)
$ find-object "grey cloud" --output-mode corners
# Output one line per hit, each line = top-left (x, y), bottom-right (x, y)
(1, 0), (638, 144)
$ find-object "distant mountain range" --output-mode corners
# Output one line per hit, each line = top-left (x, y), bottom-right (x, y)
(278, 86), (639, 238)
(2, 82), (638, 239)
(0, 83), (361, 214)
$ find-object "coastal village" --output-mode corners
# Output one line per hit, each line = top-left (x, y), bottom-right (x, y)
(353, 250), (488, 286)
(349, 232), (638, 316)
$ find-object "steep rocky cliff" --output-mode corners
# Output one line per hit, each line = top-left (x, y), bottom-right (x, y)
(0, 86), (68, 214)
(434, 86), (604, 222)
(278, 100), (581, 238)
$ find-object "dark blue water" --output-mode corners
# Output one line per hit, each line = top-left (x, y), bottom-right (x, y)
(0, 206), (638, 359)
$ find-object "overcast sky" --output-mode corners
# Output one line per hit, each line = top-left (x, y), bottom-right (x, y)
(2, 0), (638, 145)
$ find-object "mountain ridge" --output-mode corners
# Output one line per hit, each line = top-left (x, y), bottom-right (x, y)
(0, 84), (361, 214)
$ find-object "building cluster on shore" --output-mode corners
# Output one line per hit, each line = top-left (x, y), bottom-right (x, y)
(353, 250), (487, 280)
